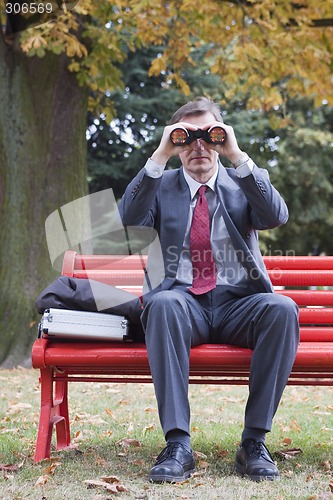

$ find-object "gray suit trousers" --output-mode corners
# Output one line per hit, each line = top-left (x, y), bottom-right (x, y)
(141, 284), (299, 437)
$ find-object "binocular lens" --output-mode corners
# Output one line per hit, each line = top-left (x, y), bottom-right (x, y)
(209, 126), (226, 143)
(170, 128), (188, 145)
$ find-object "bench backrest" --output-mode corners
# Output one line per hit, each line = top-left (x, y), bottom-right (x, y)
(61, 250), (333, 342)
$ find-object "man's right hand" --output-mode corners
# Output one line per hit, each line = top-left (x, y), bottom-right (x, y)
(151, 122), (199, 167)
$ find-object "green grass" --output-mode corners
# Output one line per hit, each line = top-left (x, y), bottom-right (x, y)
(0, 368), (332, 499)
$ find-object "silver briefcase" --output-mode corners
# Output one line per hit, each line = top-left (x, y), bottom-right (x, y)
(39, 308), (131, 341)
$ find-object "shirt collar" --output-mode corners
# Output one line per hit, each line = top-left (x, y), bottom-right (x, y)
(182, 165), (219, 199)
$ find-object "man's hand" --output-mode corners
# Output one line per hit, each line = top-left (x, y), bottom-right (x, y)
(202, 121), (245, 165)
(151, 122), (200, 167)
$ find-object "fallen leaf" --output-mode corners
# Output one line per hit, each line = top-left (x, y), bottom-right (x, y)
(105, 408), (118, 421)
(7, 403), (32, 415)
(72, 430), (84, 443)
(282, 437), (292, 446)
(290, 420), (301, 431)
(276, 448), (303, 460)
(72, 412), (92, 422)
(42, 462), (61, 475)
(329, 481), (333, 493)
(143, 424), (155, 434)
(197, 460), (209, 469)
(84, 478), (128, 493)
(102, 430), (113, 437)
(319, 460), (331, 471)
(35, 475), (49, 486)
(116, 484), (128, 492)
(284, 470), (294, 477)
(132, 459), (145, 466)
(0, 463), (19, 472)
(99, 475), (120, 483)
(84, 479), (117, 492)
(117, 399), (129, 405)
(193, 451), (207, 460)
(144, 407), (157, 413)
(217, 449), (229, 458)
(117, 438), (142, 448)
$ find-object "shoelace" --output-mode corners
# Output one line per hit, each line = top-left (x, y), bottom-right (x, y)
(155, 443), (184, 464)
(246, 441), (273, 462)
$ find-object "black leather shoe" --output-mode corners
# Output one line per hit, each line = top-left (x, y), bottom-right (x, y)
(235, 439), (279, 481)
(148, 442), (195, 483)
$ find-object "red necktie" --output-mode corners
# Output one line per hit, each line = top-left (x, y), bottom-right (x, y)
(189, 185), (217, 295)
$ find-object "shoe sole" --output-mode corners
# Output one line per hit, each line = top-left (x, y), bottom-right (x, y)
(148, 468), (195, 483)
(235, 463), (279, 482)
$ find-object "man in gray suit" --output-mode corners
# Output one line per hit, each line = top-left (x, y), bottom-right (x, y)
(119, 97), (299, 483)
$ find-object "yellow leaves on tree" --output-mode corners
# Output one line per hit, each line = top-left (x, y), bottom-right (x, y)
(17, 0), (333, 110)
(20, 13), (87, 59)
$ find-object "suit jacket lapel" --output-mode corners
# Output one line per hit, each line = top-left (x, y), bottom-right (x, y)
(166, 167), (189, 249)
(161, 168), (190, 286)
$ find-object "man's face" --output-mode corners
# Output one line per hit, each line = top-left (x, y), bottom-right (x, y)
(177, 112), (219, 183)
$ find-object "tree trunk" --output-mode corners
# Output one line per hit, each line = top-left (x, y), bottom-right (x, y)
(0, 37), (88, 367)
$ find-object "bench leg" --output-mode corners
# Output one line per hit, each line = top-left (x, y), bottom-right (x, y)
(34, 367), (71, 462)
(53, 371), (71, 450)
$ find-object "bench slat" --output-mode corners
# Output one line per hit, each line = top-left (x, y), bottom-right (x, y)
(72, 270), (144, 285)
(300, 327), (333, 342)
(75, 254), (147, 271)
(277, 290), (333, 306)
(298, 307), (333, 324)
(33, 339), (333, 371)
(264, 256), (333, 270)
(268, 270), (333, 286)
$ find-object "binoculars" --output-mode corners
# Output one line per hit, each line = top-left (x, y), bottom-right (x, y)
(170, 126), (227, 146)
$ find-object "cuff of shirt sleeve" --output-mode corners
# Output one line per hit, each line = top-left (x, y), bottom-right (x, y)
(144, 158), (165, 178)
(235, 158), (255, 178)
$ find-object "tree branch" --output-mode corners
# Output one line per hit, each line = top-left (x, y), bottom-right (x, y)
(310, 18), (333, 28)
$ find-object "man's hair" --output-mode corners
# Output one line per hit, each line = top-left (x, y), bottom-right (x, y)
(170, 96), (223, 124)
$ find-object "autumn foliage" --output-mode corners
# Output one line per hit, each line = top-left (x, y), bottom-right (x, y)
(12, 0), (333, 113)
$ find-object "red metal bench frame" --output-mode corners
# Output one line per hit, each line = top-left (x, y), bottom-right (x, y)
(32, 251), (333, 462)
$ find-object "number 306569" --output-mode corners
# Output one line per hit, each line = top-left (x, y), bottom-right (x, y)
(5, 2), (53, 14)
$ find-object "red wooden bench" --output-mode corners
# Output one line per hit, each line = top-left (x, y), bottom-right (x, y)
(32, 250), (333, 462)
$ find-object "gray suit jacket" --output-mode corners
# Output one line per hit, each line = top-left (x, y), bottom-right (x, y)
(118, 162), (288, 297)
